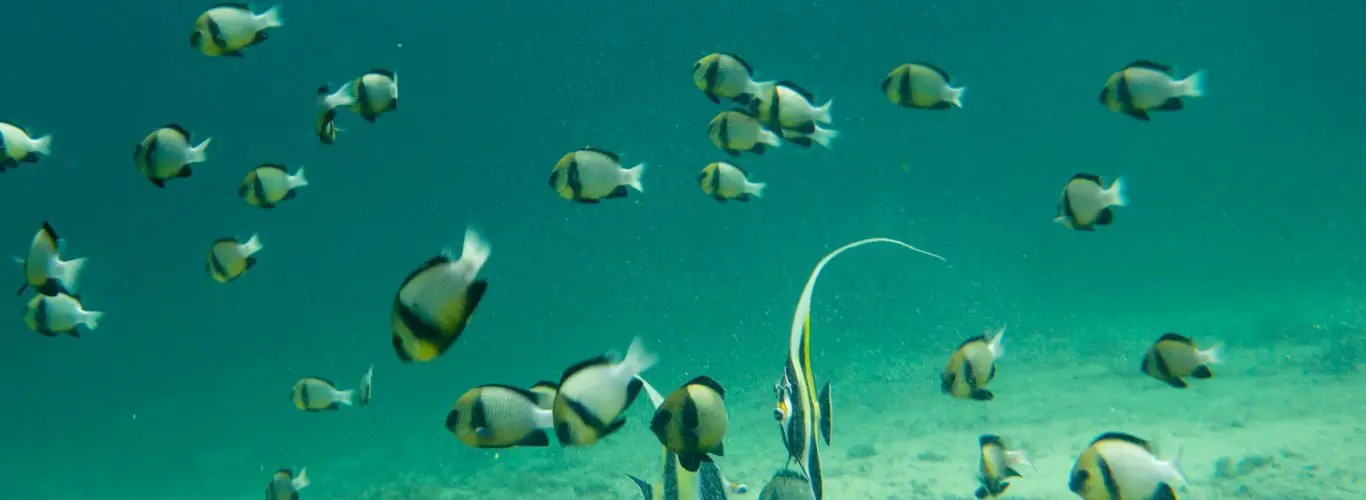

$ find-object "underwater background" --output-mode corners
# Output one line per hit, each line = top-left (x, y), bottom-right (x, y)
(1, 1), (1363, 498)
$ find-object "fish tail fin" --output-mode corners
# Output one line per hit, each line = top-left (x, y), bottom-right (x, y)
(58, 257), (87, 290)
(989, 324), (1007, 358)
(949, 86), (967, 108)
(1107, 177), (1128, 207)
(1201, 342), (1225, 365)
(746, 180), (766, 198)
(759, 128), (782, 147)
(1180, 70), (1205, 98)
(12, 255), (25, 265)
(460, 226), (492, 269)
(30, 134), (52, 156)
(82, 309), (104, 330)
(1006, 449), (1034, 470)
(622, 337), (658, 376)
(240, 233), (263, 256)
(809, 126), (838, 148)
(187, 137), (212, 163)
(290, 166), (309, 189)
(624, 163), (646, 193)
(258, 4), (284, 28)
(335, 389), (356, 405)
(812, 99), (833, 124)
(292, 467), (310, 490)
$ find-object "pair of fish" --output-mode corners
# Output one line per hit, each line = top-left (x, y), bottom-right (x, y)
(1069, 432), (1186, 499)
(774, 237), (947, 499)
(749, 81), (838, 149)
(0, 121), (52, 171)
(941, 326), (1007, 401)
(548, 147), (647, 204)
(291, 366), (372, 412)
(17, 222), (101, 338)
(627, 375), (746, 500)
(314, 68), (399, 144)
(134, 124), (212, 188)
(1141, 333), (1223, 389)
(1099, 61), (1205, 121)
(698, 162), (765, 202)
(239, 164), (309, 209)
(190, 4), (283, 58)
(1056, 174), (1127, 231)
(264, 467), (309, 500)
(444, 338), (658, 449)
(882, 63), (967, 110)
(207, 234), (263, 283)
(975, 434), (1031, 499)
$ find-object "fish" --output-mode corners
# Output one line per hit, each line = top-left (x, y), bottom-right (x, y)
(625, 375), (742, 500)
(881, 63), (966, 109)
(314, 106), (341, 145)
(133, 124), (212, 188)
(14, 221), (86, 297)
(650, 376), (729, 472)
(0, 121), (52, 170)
(552, 337), (658, 446)
(264, 467), (309, 500)
(189, 3), (283, 58)
(206, 234), (263, 284)
(775, 237), (947, 499)
(757, 469), (814, 500)
(446, 384), (554, 449)
(290, 377), (354, 412)
(692, 53), (774, 105)
(778, 125), (838, 149)
(547, 147), (646, 203)
(975, 434), (1031, 499)
(1141, 333), (1224, 389)
(698, 162), (765, 203)
(529, 381), (559, 410)
(358, 365), (373, 407)
(24, 292), (102, 338)
(941, 326), (1007, 401)
(390, 227), (491, 363)
(1069, 431), (1186, 500)
(1099, 60), (1205, 121)
(750, 81), (833, 134)
(1055, 174), (1126, 231)
(318, 69), (399, 123)
(237, 164), (308, 209)
(707, 109), (781, 157)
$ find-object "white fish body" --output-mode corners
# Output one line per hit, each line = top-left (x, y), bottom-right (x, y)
(28, 293), (103, 332)
(711, 162), (765, 199)
(257, 166), (308, 198)
(774, 85), (833, 128)
(1098, 441), (1186, 498)
(575, 151), (647, 199)
(0, 122), (52, 162)
(560, 338), (658, 427)
(400, 228), (490, 315)
(205, 4), (283, 49)
(1123, 67), (1205, 110)
(144, 131), (211, 179)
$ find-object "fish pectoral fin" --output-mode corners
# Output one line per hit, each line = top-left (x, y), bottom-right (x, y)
(750, 143), (766, 155)
(1190, 365), (1213, 379)
(1124, 108), (1151, 121)
(1096, 208), (1115, 226)
(517, 429), (551, 447)
(149, 178), (166, 188)
(251, 31), (269, 45)
(1152, 482), (1178, 500)
(176, 166), (193, 178)
(969, 388), (994, 401)
(1154, 97), (1184, 111)
(817, 382), (833, 446)
(606, 185), (630, 199)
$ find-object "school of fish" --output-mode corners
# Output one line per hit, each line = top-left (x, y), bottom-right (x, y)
(5, 4), (1217, 498)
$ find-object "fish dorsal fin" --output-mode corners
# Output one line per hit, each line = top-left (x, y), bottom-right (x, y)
(257, 163), (288, 172)
(579, 146), (620, 162)
(310, 376), (337, 387)
(39, 220), (59, 242)
(686, 375), (725, 398)
(559, 355), (612, 384)
(721, 53), (754, 75)
(978, 434), (1005, 447)
(1069, 173), (1102, 184)
(625, 473), (654, 499)
(776, 80), (815, 101)
(1156, 332), (1194, 345)
(483, 383), (542, 403)
(531, 380), (559, 391)
(212, 2), (251, 10)
(164, 124), (191, 140)
(1125, 60), (1173, 74)
(912, 62), (952, 82)
(957, 334), (988, 350)
(368, 68), (397, 79)
(1092, 431), (1152, 451)
(400, 254), (452, 284)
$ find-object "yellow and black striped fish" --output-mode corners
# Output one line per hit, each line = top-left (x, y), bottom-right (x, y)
(626, 376), (745, 500)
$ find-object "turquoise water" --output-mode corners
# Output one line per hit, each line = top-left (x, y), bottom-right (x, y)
(1, 1), (1363, 499)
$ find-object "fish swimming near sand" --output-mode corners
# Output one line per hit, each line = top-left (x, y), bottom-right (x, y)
(625, 375), (746, 500)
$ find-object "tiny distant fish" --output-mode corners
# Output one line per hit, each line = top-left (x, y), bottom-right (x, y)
(1055, 173), (1126, 231)
(391, 227), (491, 363)
(238, 164), (308, 209)
(133, 124), (211, 188)
(14, 221), (86, 297)
(1099, 60), (1204, 121)
(553, 337), (658, 446)
(692, 53), (775, 105)
(445, 384), (554, 449)
(24, 292), (102, 338)
(882, 63), (966, 110)
(698, 161), (765, 203)
(1141, 333), (1223, 389)
(1069, 432), (1186, 500)
(290, 377), (354, 412)
(190, 3), (283, 57)
(650, 376), (729, 473)
(0, 121), (52, 171)
(779, 124), (838, 149)
(548, 147), (646, 204)
(358, 365), (374, 407)
(265, 467), (309, 500)
(941, 326), (1006, 401)
(529, 381), (559, 410)
(976, 434), (1031, 499)
(314, 106), (341, 145)
(707, 109), (781, 157)
(319, 69), (399, 123)
(206, 234), (263, 283)
(750, 81), (833, 134)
